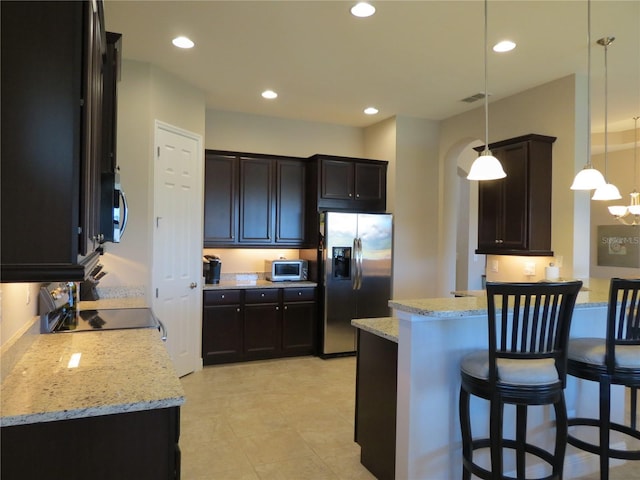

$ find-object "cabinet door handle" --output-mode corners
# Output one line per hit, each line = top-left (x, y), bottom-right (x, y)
(356, 194), (360, 198)
(221, 294), (225, 299)
(236, 307), (241, 312)
(284, 306), (288, 310)
(261, 293), (265, 297)
(298, 291), (302, 296)
(276, 306), (279, 310)
(349, 193), (353, 197)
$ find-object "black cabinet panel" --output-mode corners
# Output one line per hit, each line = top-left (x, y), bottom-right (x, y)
(239, 158), (273, 244)
(203, 150), (308, 247)
(475, 134), (556, 256)
(204, 153), (238, 245)
(1, 1), (111, 282)
(1, 407), (180, 480)
(202, 286), (316, 364)
(312, 154), (387, 212)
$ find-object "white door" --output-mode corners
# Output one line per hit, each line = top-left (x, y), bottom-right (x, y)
(152, 121), (203, 377)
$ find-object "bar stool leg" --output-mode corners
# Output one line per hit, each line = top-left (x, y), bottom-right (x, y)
(516, 404), (527, 479)
(631, 387), (637, 430)
(459, 388), (472, 480)
(489, 397), (504, 478)
(599, 375), (611, 480)
(554, 395), (568, 480)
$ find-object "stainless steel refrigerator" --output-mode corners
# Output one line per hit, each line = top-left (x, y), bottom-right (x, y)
(321, 211), (393, 355)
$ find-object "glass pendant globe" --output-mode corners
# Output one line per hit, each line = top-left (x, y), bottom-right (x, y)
(570, 167), (606, 190)
(467, 152), (507, 181)
(592, 183), (622, 201)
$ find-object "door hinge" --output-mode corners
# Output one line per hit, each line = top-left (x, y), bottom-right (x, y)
(155, 288), (159, 298)
(157, 146), (160, 157)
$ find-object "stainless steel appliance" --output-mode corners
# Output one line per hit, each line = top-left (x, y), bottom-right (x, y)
(100, 170), (128, 243)
(321, 211), (393, 355)
(38, 282), (165, 339)
(265, 259), (308, 282)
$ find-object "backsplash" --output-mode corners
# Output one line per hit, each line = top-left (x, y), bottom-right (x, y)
(202, 248), (304, 275)
(484, 255), (561, 283)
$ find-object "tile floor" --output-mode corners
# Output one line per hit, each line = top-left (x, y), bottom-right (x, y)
(179, 356), (638, 480)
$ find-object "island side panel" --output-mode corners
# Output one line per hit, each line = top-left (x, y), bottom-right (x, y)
(355, 328), (398, 480)
(393, 303), (622, 480)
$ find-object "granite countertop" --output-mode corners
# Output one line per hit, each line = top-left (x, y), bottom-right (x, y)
(352, 317), (398, 343)
(390, 278), (611, 318)
(1, 294), (184, 427)
(203, 279), (317, 290)
(1, 328), (184, 427)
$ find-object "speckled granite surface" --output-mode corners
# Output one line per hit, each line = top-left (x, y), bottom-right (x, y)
(390, 279), (611, 318)
(1, 328), (184, 427)
(203, 280), (317, 290)
(79, 296), (147, 310)
(352, 317), (398, 343)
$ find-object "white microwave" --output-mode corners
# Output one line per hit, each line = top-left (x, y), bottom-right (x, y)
(265, 259), (308, 282)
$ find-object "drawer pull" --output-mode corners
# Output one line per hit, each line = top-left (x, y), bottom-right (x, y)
(298, 292), (302, 296)
(221, 294), (225, 299)
(261, 293), (265, 297)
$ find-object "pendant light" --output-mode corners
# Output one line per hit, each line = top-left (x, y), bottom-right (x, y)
(467, 0), (506, 181)
(609, 117), (640, 224)
(592, 37), (622, 200)
(571, 0), (606, 190)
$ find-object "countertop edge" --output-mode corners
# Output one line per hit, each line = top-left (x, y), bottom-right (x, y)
(352, 317), (398, 343)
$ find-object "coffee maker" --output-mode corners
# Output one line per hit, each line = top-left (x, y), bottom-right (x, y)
(203, 255), (221, 284)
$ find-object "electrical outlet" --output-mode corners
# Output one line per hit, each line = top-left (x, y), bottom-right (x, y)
(524, 262), (536, 276)
(555, 255), (563, 268)
(490, 260), (499, 273)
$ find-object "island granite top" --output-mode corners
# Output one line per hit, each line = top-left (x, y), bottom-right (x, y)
(389, 278), (611, 318)
(352, 317), (398, 343)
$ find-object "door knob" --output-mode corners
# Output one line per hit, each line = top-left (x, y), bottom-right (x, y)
(190, 282), (198, 289)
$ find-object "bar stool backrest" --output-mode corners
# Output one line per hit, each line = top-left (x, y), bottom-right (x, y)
(485, 281), (583, 388)
(606, 278), (640, 373)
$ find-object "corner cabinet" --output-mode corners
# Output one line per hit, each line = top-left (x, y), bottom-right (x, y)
(1, 1), (111, 282)
(475, 134), (556, 256)
(203, 151), (307, 247)
(311, 154), (388, 212)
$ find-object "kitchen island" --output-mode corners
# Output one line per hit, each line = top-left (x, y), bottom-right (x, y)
(353, 279), (626, 480)
(0, 299), (184, 479)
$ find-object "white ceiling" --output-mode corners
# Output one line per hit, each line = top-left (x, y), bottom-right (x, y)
(104, 0), (640, 134)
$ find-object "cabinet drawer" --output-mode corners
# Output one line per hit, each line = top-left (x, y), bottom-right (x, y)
(283, 287), (316, 302)
(204, 289), (242, 306)
(245, 289), (280, 303)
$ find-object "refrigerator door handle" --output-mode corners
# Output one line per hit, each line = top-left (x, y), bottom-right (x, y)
(356, 237), (363, 290)
(352, 237), (359, 291)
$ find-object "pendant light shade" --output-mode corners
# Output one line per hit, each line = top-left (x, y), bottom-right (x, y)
(608, 117), (640, 224)
(467, 151), (506, 180)
(467, 0), (506, 181)
(571, 0), (605, 191)
(570, 167), (606, 190)
(592, 182), (622, 200)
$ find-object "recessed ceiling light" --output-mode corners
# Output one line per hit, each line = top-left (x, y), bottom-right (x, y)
(262, 90), (278, 100)
(172, 36), (194, 49)
(351, 2), (375, 18)
(364, 107), (379, 115)
(493, 40), (516, 53)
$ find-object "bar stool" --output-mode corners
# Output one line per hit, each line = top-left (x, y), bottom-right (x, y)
(567, 278), (640, 480)
(459, 281), (583, 480)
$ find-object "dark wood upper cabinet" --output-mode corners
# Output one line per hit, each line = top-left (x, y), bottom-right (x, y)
(239, 157), (273, 244)
(475, 134), (556, 256)
(1, 0), (109, 282)
(203, 150), (308, 247)
(275, 159), (307, 245)
(311, 154), (388, 212)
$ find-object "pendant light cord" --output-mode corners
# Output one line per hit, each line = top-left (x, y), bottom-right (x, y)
(604, 39), (609, 180)
(635, 116), (639, 190)
(586, 0), (592, 168)
(483, 0), (490, 155)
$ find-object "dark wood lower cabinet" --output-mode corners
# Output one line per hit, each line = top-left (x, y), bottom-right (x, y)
(1, 407), (180, 480)
(355, 329), (398, 480)
(203, 287), (316, 365)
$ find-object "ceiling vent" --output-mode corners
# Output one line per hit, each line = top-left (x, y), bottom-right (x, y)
(461, 92), (487, 103)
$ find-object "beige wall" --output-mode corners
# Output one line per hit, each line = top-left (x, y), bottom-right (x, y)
(0, 283), (41, 348)
(438, 75), (584, 293)
(205, 110), (364, 158)
(589, 140), (640, 278)
(98, 60), (206, 295)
